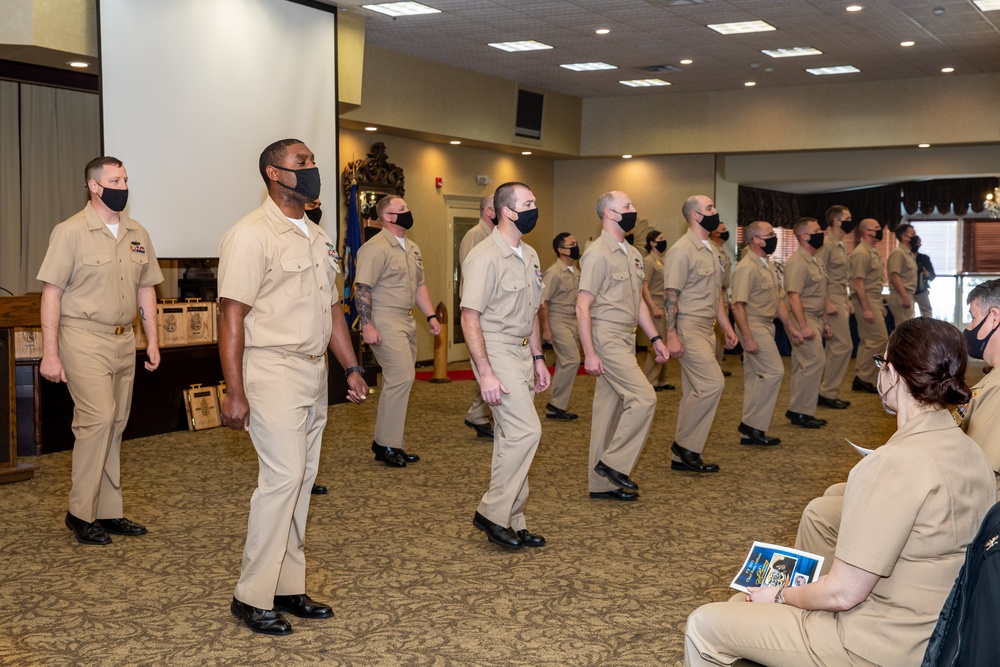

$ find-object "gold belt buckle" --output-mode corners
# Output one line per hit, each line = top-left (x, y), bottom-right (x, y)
(521, 338), (529, 346)
(114, 326), (125, 335)
(632, 325), (637, 334)
(309, 355), (319, 360)
(407, 308), (413, 316)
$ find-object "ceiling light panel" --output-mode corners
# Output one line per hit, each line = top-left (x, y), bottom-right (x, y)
(974, 0), (1000, 8)
(707, 21), (777, 35)
(362, 2), (441, 17)
(762, 47), (823, 58)
(488, 41), (553, 52)
(806, 66), (861, 75)
(619, 79), (671, 87)
(560, 62), (617, 71)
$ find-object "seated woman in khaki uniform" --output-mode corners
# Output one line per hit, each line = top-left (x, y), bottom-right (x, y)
(684, 317), (996, 667)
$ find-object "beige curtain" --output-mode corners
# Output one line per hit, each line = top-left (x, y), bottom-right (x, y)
(18, 84), (99, 294)
(0, 81), (20, 295)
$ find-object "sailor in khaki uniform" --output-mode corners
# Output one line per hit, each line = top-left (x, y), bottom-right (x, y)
(816, 205), (855, 410)
(886, 223), (917, 326)
(355, 197), (441, 467)
(641, 230), (674, 390)
(458, 196), (496, 439)
(849, 218), (888, 393)
(539, 232), (581, 420)
(663, 195), (738, 473)
(783, 217), (831, 429)
(38, 156), (162, 546)
(710, 223), (733, 373)
(219, 139), (368, 635)
(461, 181), (550, 550)
(960, 278), (1000, 499)
(577, 192), (668, 500)
(730, 222), (802, 446)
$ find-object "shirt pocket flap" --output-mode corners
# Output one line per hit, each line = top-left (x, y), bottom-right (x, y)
(129, 253), (149, 265)
(281, 258), (309, 273)
(697, 266), (715, 276)
(83, 254), (111, 267)
(503, 279), (526, 292)
(611, 270), (629, 281)
(390, 260), (406, 271)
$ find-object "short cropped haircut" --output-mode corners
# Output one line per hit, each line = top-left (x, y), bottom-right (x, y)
(258, 138), (304, 187)
(595, 192), (617, 220)
(84, 156), (123, 185)
(745, 221), (770, 241)
(793, 217), (818, 236)
(494, 182), (529, 219)
(376, 196), (401, 220)
(681, 196), (702, 223)
(826, 205), (849, 226)
(480, 195), (494, 213)
(968, 278), (1000, 313)
(895, 223), (914, 241)
(553, 232), (572, 255)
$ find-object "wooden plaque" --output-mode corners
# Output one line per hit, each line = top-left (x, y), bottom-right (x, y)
(183, 384), (221, 431)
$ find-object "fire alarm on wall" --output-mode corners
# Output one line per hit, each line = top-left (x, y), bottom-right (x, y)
(435, 177), (443, 189)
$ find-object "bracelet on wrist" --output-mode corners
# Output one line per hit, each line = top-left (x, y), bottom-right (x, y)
(344, 365), (364, 378)
(532, 355), (545, 362)
(650, 335), (662, 343)
(774, 587), (786, 604)
(427, 314), (438, 321)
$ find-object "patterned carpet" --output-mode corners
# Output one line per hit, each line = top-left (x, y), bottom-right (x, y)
(1, 353), (926, 667)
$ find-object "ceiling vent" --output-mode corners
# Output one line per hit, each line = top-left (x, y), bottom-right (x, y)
(638, 64), (684, 73)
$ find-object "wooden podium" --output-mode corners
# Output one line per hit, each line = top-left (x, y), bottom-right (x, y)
(0, 295), (38, 483)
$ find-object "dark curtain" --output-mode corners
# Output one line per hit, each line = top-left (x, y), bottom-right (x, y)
(900, 177), (999, 215)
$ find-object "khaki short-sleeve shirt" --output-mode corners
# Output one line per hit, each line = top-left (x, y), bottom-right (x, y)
(960, 367), (1000, 473)
(663, 228), (723, 320)
(715, 244), (732, 292)
(643, 250), (666, 301)
(835, 409), (995, 666)
(542, 260), (579, 318)
(218, 197), (339, 356)
(783, 247), (827, 317)
(355, 228), (425, 310)
(850, 243), (884, 298)
(37, 202), (163, 327)
(817, 240), (850, 300)
(730, 253), (781, 320)
(458, 218), (494, 298)
(461, 227), (542, 338)
(578, 229), (645, 325)
(887, 245), (918, 295)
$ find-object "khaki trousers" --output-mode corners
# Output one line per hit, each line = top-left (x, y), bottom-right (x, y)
(60, 326), (136, 522)
(852, 293), (888, 384)
(473, 337), (540, 532)
(886, 291), (915, 327)
(789, 314), (825, 416)
(738, 317), (783, 432)
(370, 308), (417, 448)
(589, 321), (657, 492)
(643, 314), (671, 386)
(794, 482), (845, 577)
(548, 313), (580, 411)
(820, 294), (851, 400)
(685, 595), (876, 667)
(465, 387), (491, 425)
(674, 316), (724, 456)
(234, 348), (327, 610)
(914, 291), (932, 317)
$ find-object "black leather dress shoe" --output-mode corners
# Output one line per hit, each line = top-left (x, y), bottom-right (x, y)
(230, 597), (292, 635)
(371, 441), (406, 467)
(97, 517), (147, 536)
(737, 422), (781, 446)
(311, 483), (328, 495)
(545, 404), (578, 420)
(785, 410), (827, 428)
(589, 488), (639, 501)
(515, 529), (546, 547)
(66, 512), (112, 545)
(398, 450), (420, 463)
(472, 512), (522, 549)
(464, 419), (494, 439)
(594, 460), (639, 490)
(670, 443), (720, 473)
(273, 594), (334, 619)
(852, 376), (878, 394)
(722, 369), (733, 377)
(653, 383), (676, 391)
(817, 395), (850, 409)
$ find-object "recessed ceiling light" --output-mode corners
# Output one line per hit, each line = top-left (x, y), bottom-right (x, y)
(67, 61), (90, 68)
(707, 21), (776, 35)
(488, 40), (553, 52)
(941, 67), (955, 73)
(560, 62), (617, 71)
(806, 65), (861, 75)
(846, 4), (863, 11)
(595, 28), (610, 35)
(680, 59), (693, 65)
(365, 126), (378, 131)
(449, 140), (461, 145)
(521, 151), (532, 155)
(619, 78), (671, 87)
(900, 40), (915, 47)
(362, 2), (440, 17)
(622, 154), (633, 159)
(918, 143), (931, 148)
(744, 81), (756, 87)
(762, 47), (823, 58)
(973, 0), (1000, 9)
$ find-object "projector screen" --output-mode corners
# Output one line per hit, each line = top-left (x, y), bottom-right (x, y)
(99, 0), (339, 258)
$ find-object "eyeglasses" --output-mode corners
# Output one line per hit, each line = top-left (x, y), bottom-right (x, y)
(873, 354), (887, 369)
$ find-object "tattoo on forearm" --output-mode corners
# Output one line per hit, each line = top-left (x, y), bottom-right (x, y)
(664, 289), (680, 333)
(356, 284), (374, 326)
(139, 306), (146, 321)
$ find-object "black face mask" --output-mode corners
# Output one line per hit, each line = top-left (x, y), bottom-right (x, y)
(965, 314), (998, 360)
(273, 166), (321, 201)
(873, 228), (884, 242)
(911, 236), (922, 252)
(99, 186), (129, 212)
(762, 236), (778, 255)
(487, 212), (497, 225)
(512, 208), (538, 235)
(615, 210), (638, 233)
(698, 212), (721, 233)
(839, 219), (856, 234)
(655, 240), (667, 254)
(392, 210), (414, 229)
(808, 232), (825, 249)
(305, 207), (322, 224)
(624, 233), (634, 245)
(718, 231), (730, 242)
(564, 246), (581, 261)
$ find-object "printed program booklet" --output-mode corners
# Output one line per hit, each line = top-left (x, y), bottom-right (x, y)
(730, 541), (825, 593)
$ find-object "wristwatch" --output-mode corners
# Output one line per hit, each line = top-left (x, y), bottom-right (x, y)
(344, 365), (364, 378)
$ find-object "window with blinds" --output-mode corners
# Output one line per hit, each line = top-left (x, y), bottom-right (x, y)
(962, 219), (1000, 273)
(910, 220), (959, 275)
